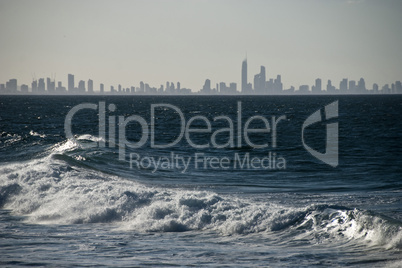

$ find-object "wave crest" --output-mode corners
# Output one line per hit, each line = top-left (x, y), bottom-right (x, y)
(0, 152), (401, 250)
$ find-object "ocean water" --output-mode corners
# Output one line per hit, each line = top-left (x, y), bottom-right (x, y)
(0, 95), (401, 267)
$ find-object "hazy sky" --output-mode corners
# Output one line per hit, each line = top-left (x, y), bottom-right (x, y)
(1, 0), (401, 91)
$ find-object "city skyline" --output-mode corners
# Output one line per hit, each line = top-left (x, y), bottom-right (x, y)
(1, 1), (402, 92)
(1, 57), (401, 95)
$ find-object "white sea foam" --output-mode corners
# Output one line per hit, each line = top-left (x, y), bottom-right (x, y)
(50, 139), (81, 153)
(0, 139), (401, 251)
(76, 134), (105, 143)
(297, 207), (402, 250)
(48, 135), (105, 154)
(29, 130), (47, 138)
(1, 133), (22, 145)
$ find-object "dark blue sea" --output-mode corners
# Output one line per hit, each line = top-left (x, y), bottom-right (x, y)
(0, 95), (401, 267)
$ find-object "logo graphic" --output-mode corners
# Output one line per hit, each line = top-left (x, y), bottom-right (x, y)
(302, 101), (338, 167)
(64, 100), (338, 171)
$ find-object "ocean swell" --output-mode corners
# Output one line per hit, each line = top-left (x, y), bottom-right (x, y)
(0, 138), (401, 251)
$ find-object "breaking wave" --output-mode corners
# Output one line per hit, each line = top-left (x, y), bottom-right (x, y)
(0, 138), (401, 251)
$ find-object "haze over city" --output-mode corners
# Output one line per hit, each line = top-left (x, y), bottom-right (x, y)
(1, 0), (401, 92)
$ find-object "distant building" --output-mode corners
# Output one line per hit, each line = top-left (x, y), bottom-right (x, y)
(47, 78), (55, 93)
(139, 81), (145, 93)
(165, 82), (169, 93)
(56, 81), (66, 93)
(88, 79), (93, 93)
(38, 78), (45, 92)
(219, 82), (228, 94)
(266, 79), (274, 94)
(339, 78), (348, 93)
(78, 80), (85, 92)
(298, 85), (309, 94)
(326, 80), (336, 93)
(47, 78), (51, 92)
(395, 81), (402, 94)
(100, 83), (104, 93)
(241, 59), (253, 94)
(241, 58), (248, 93)
(286, 86), (295, 94)
(169, 82), (175, 93)
(201, 79), (211, 94)
(311, 78), (322, 94)
(349, 80), (356, 94)
(20, 84), (29, 93)
(382, 84), (390, 94)
(357, 78), (366, 93)
(274, 75), (283, 94)
(372, 83), (379, 93)
(254, 66), (266, 94)
(6, 79), (17, 93)
(229, 82), (237, 94)
(32, 80), (38, 93)
(68, 74), (74, 92)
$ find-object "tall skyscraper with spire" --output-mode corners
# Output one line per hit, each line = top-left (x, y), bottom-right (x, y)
(241, 58), (247, 93)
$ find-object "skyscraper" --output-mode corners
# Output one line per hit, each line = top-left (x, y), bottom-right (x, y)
(47, 78), (51, 91)
(56, 81), (66, 93)
(274, 75), (283, 93)
(38, 78), (45, 92)
(266, 79), (274, 93)
(260, 66), (266, 89)
(229, 83), (237, 94)
(312, 78), (322, 94)
(349, 80), (356, 94)
(202, 79), (211, 94)
(219, 82), (227, 94)
(31, 80), (38, 93)
(326, 79), (336, 93)
(373, 83), (379, 93)
(68, 74), (74, 92)
(339, 78), (348, 93)
(78, 80), (85, 92)
(6, 79), (17, 93)
(357, 78), (366, 93)
(47, 77), (55, 93)
(241, 58), (248, 93)
(395, 81), (402, 94)
(88, 79), (93, 93)
(254, 66), (266, 94)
